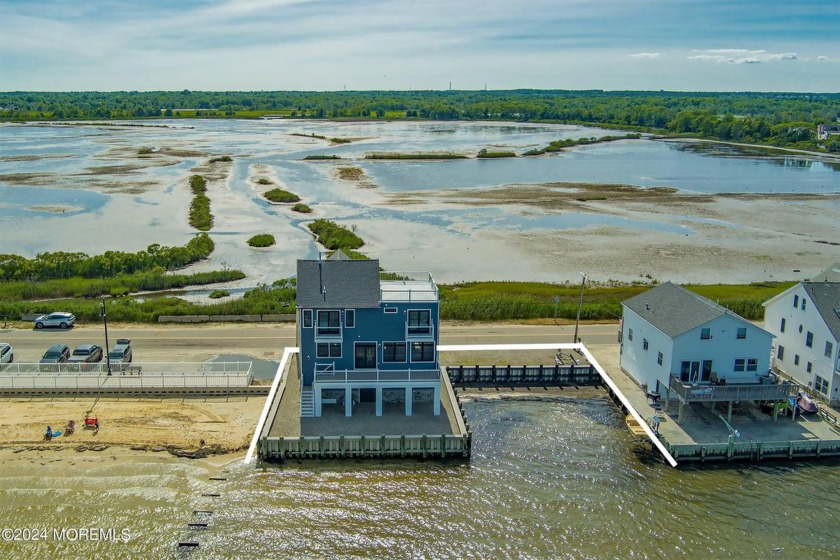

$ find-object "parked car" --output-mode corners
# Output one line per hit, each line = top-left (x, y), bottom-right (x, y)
(34, 312), (76, 329)
(0, 343), (12, 364)
(41, 344), (71, 363)
(108, 339), (133, 364)
(68, 344), (103, 363)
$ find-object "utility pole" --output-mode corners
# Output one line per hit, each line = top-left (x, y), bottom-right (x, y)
(101, 297), (112, 376)
(573, 272), (587, 344)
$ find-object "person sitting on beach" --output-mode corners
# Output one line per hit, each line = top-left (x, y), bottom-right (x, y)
(94, 419), (100, 434)
(45, 426), (53, 441)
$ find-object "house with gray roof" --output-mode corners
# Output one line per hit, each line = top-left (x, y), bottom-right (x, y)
(296, 251), (441, 418)
(620, 282), (774, 395)
(764, 282), (840, 404)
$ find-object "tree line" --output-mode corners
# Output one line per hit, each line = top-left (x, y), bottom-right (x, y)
(2, 90), (839, 151)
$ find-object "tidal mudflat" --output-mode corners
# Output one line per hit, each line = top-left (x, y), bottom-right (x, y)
(2, 120), (839, 286)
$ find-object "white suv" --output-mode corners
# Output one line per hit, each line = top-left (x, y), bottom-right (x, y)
(0, 343), (12, 364)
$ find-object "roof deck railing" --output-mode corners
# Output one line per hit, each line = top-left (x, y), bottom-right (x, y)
(315, 368), (441, 384)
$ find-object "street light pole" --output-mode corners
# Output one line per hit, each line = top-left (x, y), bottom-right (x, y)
(101, 297), (112, 376)
(572, 272), (587, 344)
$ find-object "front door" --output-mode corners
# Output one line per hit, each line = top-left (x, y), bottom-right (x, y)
(355, 343), (377, 369)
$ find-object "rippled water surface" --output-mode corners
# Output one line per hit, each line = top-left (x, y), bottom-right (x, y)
(2, 400), (838, 558)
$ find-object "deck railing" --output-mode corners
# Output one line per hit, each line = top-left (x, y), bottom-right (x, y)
(668, 375), (794, 403)
(261, 433), (469, 460)
(314, 368), (441, 383)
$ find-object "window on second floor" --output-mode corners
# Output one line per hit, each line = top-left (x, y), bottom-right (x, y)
(411, 341), (435, 362)
(734, 358), (746, 372)
(806, 361), (813, 373)
(345, 309), (355, 328)
(793, 294), (799, 308)
(407, 310), (432, 336)
(780, 318), (786, 333)
(657, 351), (663, 366)
(382, 342), (406, 363)
(628, 328), (633, 341)
(316, 342), (341, 358)
(736, 327), (747, 339)
(316, 310), (341, 337)
(806, 331), (814, 348)
(777, 345), (785, 360)
(700, 328), (711, 340)
(643, 338), (649, 350)
(826, 341), (835, 359)
(794, 354), (800, 366)
(747, 358), (758, 372)
(802, 298), (807, 311)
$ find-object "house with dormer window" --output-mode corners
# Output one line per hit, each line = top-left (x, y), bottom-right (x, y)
(296, 251), (441, 418)
(764, 282), (840, 404)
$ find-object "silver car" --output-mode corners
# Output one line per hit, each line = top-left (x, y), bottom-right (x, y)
(34, 312), (76, 329)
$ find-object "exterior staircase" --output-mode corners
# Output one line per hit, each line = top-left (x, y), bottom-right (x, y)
(300, 388), (314, 417)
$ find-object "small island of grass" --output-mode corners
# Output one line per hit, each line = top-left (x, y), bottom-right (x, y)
(188, 174), (213, 231)
(477, 149), (516, 158)
(292, 203), (312, 213)
(256, 178), (273, 185)
(208, 289), (231, 299)
(303, 155), (342, 160)
(365, 152), (467, 160)
(330, 138), (351, 144)
(263, 188), (301, 203)
(209, 155), (233, 163)
(308, 219), (364, 250)
(247, 234), (276, 247)
(523, 133), (641, 156)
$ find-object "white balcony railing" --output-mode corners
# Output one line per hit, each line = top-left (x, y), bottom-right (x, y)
(314, 368), (441, 384)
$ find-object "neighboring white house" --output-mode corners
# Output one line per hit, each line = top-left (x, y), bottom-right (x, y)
(620, 282), (774, 393)
(763, 282), (840, 404)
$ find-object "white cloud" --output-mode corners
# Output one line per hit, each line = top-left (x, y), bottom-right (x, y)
(688, 49), (798, 64)
(629, 52), (660, 59)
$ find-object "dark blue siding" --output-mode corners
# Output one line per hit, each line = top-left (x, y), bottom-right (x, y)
(299, 301), (440, 386)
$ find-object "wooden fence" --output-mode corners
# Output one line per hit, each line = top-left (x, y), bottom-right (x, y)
(446, 364), (599, 386)
(668, 438), (840, 462)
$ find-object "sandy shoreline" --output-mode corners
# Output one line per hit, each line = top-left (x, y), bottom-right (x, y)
(0, 396), (266, 457)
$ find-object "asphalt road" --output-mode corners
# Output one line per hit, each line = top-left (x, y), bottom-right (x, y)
(0, 322), (620, 363)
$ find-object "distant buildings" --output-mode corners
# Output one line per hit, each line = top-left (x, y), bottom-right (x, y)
(295, 251), (441, 418)
(817, 123), (840, 141)
(619, 282), (774, 393)
(764, 282), (840, 405)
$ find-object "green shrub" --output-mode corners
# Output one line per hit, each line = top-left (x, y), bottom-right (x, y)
(308, 219), (364, 250)
(291, 203), (312, 213)
(303, 155), (341, 160)
(477, 149), (516, 158)
(209, 289), (230, 299)
(188, 175), (212, 230)
(209, 155), (233, 163)
(264, 188), (300, 203)
(248, 234), (276, 247)
(256, 178), (272, 185)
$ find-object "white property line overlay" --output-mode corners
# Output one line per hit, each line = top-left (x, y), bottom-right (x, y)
(245, 343), (678, 467)
(244, 346), (298, 464)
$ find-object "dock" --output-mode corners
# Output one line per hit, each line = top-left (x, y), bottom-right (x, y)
(248, 349), (470, 462)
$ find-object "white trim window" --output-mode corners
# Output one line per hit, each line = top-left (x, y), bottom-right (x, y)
(736, 328), (747, 339)
(407, 309), (433, 337)
(302, 309), (313, 328)
(316, 342), (341, 358)
(316, 310), (341, 338)
(410, 341), (435, 362)
(734, 358), (746, 372)
(345, 309), (355, 328)
(382, 342), (407, 363)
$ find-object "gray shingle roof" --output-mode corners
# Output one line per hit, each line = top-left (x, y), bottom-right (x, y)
(622, 282), (750, 338)
(296, 257), (381, 309)
(814, 263), (840, 283)
(803, 282), (840, 342)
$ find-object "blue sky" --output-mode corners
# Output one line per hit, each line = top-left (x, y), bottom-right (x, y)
(1, 0), (838, 91)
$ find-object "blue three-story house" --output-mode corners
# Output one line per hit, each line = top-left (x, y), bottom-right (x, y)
(296, 251), (441, 418)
